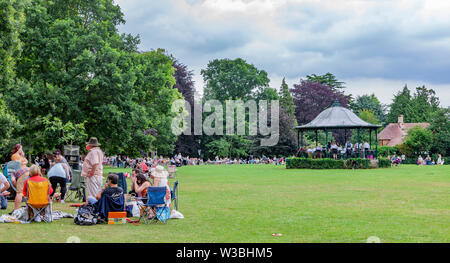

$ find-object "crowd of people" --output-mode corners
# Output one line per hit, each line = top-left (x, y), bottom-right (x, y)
(298, 140), (375, 160)
(416, 154), (445, 166)
(387, 154), (445, 167)
(106, 154), (286, 169)
(0, 137), (173, 223)
(0, 136), (447, 222)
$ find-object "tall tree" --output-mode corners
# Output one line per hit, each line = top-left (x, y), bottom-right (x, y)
(403, 126), (433, 156)
(291, 80), (351, 125)
(386, 85), (440, 124)
(276, 78), (297, 156)
(291, 80), (352, 145)
(386, 85), (414, 123)
(172, 59), (200, 156)
(305, 72), (345, 90)
(201, 58), (270, 102)
(0, 0), (26, 162)
(350, 94), (386, 123)
(0, 0), (27, 92)
(3, 0), (180, 158)
(411, 86), (440, 123)
(278, 77), (295, 116)
(429, 107), (450, 156)
(200, 58), (271, 158)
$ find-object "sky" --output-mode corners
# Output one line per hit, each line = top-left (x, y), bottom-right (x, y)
(115, 0), (450, 107)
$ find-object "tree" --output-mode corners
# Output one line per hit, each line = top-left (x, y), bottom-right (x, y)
(3, 0), (181, 158)
(201, 58), (270, 102)
(403, 126), (433, 156)
(429, 107), (450, 156)
(206, 135), (251, 158)
(0, 0), (27, 92)
(358, 110), (380, 125)
(172, 59), (200, 157)
(274, 78), (298, 156)
(387, 85), (440, 124)
(0, 96), (20, 163)
(291, 80), (351, 126)
(411, 86), (440, 123)
(291, 80), (352, 145)
(200, 58), (271, 159)
(353, 109), (381, 146)
(305, 72), (345, 90)
(386, 85), (414, 123)
(351, 94), (386, 123)
(132, 50), (180, 156)
(42, 116), (87, 149)
(278, 78), (295, 116)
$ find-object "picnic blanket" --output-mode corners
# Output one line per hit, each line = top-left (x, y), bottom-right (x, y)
(0, 207), (73, 223)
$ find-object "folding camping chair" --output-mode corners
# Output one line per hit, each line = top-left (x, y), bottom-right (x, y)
(116, 172), (127, 194)
(139, 187), (170, 224)
(2, 161), (21, 198)
(171, 180), (179, 211)
(25, 180), (52, 223)
(65, 170), (86, 202)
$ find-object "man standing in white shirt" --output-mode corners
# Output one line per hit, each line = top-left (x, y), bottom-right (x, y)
(81, 137), (104, 202)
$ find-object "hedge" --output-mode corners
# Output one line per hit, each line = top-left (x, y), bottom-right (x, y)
(286, 157), (391, 169)
(377, 146), (398, 157)
(377, 158), (391, 168)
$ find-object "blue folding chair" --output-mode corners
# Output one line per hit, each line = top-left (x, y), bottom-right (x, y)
(139, 186), (169, 224)
(2, 161), (21, 196)
(171, 181), (179, 211)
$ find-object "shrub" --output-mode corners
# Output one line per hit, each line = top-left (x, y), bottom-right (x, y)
(378, 158), (391, 168)
(397, 143), (414, 157)
(344, 158), (370, 169)
(286, 158), (380, 169)
(378, 146), (398, 157)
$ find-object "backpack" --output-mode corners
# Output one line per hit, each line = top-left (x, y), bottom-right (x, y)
(74, 204), (99, 225)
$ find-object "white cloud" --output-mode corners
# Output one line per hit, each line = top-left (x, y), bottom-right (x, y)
(115, 0), (450, 107)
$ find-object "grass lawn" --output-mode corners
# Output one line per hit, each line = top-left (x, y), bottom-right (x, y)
(0, 164), (449, 243)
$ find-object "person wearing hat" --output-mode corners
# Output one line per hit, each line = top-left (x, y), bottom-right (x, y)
(150, 166), (171, 205)
(149, 165), (171, 220)
(81, 137), (105, 201)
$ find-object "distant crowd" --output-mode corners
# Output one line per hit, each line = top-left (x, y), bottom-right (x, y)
(105, 154), (286, 168)
(388, 154), (445, 166)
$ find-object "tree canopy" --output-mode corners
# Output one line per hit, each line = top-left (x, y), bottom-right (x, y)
(1, 0), (181, 158)
(201, 58), (270, 102)
(386, 85), (440, 124)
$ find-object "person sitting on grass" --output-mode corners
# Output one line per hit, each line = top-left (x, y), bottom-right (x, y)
(391, 155), (401, 167)
(437, 154), (445, 165)
(425, 155), (434, 165)
(417, 155), (424, 166)
(0, 171), (10, 210)
(87, 173), (124, 221)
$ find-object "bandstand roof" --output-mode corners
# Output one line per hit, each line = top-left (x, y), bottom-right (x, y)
(295, 101), (382, 130)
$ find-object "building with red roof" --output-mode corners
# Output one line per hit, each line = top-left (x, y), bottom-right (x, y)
(378, 115), (430, 146)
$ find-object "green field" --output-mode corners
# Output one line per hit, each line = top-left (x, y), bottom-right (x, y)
(0, 164), (449, 243)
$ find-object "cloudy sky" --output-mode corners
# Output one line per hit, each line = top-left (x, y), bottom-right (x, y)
(115, 0), (450, 107)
